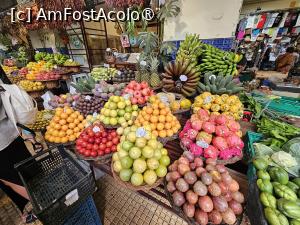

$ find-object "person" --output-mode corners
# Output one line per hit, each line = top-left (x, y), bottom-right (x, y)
(0, 66), (37, 223)
(260, 47), (272, 70)
(275, 46), (296, 73)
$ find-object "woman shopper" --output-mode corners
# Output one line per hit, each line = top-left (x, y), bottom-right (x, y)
(0, 66), (37, 223)
(276, 46), (296, 74)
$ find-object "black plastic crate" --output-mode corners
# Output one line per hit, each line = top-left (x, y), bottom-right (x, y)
(15, 146), (95, 225)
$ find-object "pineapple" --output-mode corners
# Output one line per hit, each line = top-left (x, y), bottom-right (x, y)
(149, 56), (160, 88)
(140, 63), (150, 84)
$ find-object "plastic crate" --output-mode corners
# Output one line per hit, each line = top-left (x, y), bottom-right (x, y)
(15, 146), (95, 225)
(63, 196), (102, 225)
(243, 131), (263, 162)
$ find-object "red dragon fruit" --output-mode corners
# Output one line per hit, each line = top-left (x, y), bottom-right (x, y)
(191, 119), (203, 131)
(208, 114), (218, 123)
(186, 129), (198, 140)
(215, 114), (228, 125)
(204, 145), (219, 159)
(219, 147), (242, 160)
(181, 137), (192, 148)
(202, 122), (216, 134)
(196, 131), (213, 144)
(212, 136), (228, 151)
(189, 143), (203, 157)
(227, 120), (241, 132)
(183, 120), (192, 131)
(226, 134), (243, 149)
(215, 125), (230, 137)
(197, 109), (210, 121)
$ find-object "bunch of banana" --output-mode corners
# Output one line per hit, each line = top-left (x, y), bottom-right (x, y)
(197, 44), (241, 76)
(176, 34), (203, 67)
(162, 60), (201, 97)
(198, 73), (244, 95)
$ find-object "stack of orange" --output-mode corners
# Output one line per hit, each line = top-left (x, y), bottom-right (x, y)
(134, 96), (181, 138)
(45, 106), (86, 143)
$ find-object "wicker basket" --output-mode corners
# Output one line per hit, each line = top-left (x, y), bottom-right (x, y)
(27, 90), (45, 98)
(75, 149), (113, 164)
(111, 162), (163, 191)
(40, 80), (59, 89)
(179, 142), (243, 165)
(163, 178), (245, 225)
(158, 133), (178, 145)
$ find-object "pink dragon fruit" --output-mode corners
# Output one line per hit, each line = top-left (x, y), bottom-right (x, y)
(189, 143), (203, 157)
(215, 114), (228, 125)
(186, 129), (198, 140)
(204, 145), (219, 159)
(227, 120), (241, 132)
(197, 109), (210, 121)
(208, 114), (218, 124)
(191, 119), (203, 131)
(181, 137), (193, 148)
(196, 131), (213, 144)
(202, 122), (216, 134)
(212, 136), (228, 151)
(226, 134), (243, 149)
(183, 120), (192, 131)
(215, 125), (230, 137)
(219, 147), (242, 160)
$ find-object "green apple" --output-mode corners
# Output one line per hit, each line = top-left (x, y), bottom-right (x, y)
(113, 161), (122, 173)
(147, 139), (158, 149)
(142, 145), (154, 158)
(132, 105), (138, 111)
(125, 106), (132, 113)
(118, 109), (126, 117)
(123, 127), (131, 135)
(117, 101), (126, 109)
(118, 149), (128, 158)
(120, 156), (133, 169)
(130, 173), (143, 186)
(129, 147), (141, 159)
(110, 110), (118, 117)
(110, 118), (118, 125)
(161, 148), (168, 155)
(136, 137), (147, 148)
(125, 99), (131, 106)
(124, 112), (132, 121)
(103, 109), (110, 117)
(118, 117), (126, 124)
(103, 117), (110, 125)
(147, 158), (160, 170)
(127, 132), (137, 143)
(133, 159), (146, 173)
(144, 170), (157, 185)
(109, 102), (117, 110)
(122, 141), (134, 151)
(159, 155), (170, 166)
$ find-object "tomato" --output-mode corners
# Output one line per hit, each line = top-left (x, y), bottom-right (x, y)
(78, 149), (84, 154)
(95, 139), (101, 144)
(102, 132), (107, 137)
(107, 134), (112, 141)
(112, 137), (119, 145)
(81, 141), (87, 148)
(86, 144), (93, 150)
(110, 131), (117, 138)
(93, 144), (99, 151)
(111, 145), (117, 152)
(88, 131), (94, 137)
(98, 150), (104, 156)
(76, 139), (83, 146)
(90, 151), (98, 157)
(104, 148), (111, 154)
(101, 138), (107, 144)
(94, 132), (101, 138)
(84, 150), (91, 157)
(99, 144), (106, 151)
(82, 135), (89, 142)
(88, 138), (94, 144)
(106, 141), (113, 148)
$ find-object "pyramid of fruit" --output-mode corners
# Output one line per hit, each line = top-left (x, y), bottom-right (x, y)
(180, 109), (244, 161)
(134, 96), (181, 138)
(112, 125), (171, 186)
(45, 106), (86, 143)
(192, 92), (243, 121)
(99, 96), (139, 127)
(122, 81), (154, 105)
(18, 80), (45, 92)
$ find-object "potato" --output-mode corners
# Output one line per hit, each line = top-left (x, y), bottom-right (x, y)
(183, 151), (194, 162)
(186, 190), (198, 205)
(212, 196), (228, 212)
(184, 171), (197, 185)
(183, 203), (195, 218)
(216, 164), (227, 173)
(195, 209), (208, 225)
(222, 192), (233, 202)
(221, 173), (232, 184)
(178, 156), (189, 165)
(218, 181), (229, 194)
(208, 210), (222, 224)
(193, 181), (208, 196)
(189, 162), (196, 170)
(231, 191), (244, 203)
(229, 200), (243, 215)
(196, 167), (206, 177)
(172, 191), (185, 207)
(178, 164), (190, 176)
(206, 164), (216, 172)
(194, 157), (203, 167)
(198, 196), (213, 213)
(208, 182), (222, 197)
(228, 180), (239, 193)
(167, 181), (176, 193)
(210, 170), (222, 182)
(221, 208), (237, 225)
(201, 172), (213, 185)
(176, 178), (189, 192)
(168, 161), (178, 172)
(170, 171), (181, 182)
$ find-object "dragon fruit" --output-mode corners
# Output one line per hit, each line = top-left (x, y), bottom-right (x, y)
(208, 114), (218, 123)
(186, 129), (198, 140)
(204, 145), (219, 159)
(191, 119), (203, 131)
(202, 122), (216, 134)
(196, 131), (213, 144)
(215, 125), (230, 137)
(212, 136), (228, 151)
(189, 143), (203, 156)
(226, 134), (243, 149)
(227, 120), (241, 132)
(197, 109), (210, 121)
(215, 114), (228, 125)
(219, 147), (242, 160)
(236, 130), (242, 138)
(181, 137), (192, 148)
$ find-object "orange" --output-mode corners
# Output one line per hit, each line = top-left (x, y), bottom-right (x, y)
(153, 109), (160, 116)
(135, 122), (141, 127)
(172, 127), (178, 133)
(78, 124), (84, 130)
(59, 119), (67, 125)
(158, 130), (167, 138)
(165, 123), (171, 130)
(142, 121), (149, 126)
(69, 123), (76, 129)
(141, 111), (147, 117)
(68, 135), (76, 142)
(48, 136), (55, 143)
(55, 111), (62, 117)
(150, 123), (156, 131)
(159, 103), (165, 109)
(61, 137), (69, 143)
(52, 130), (59, 137)
(158, 115), (165, 123)
(82, 120), (87, 126)
(53, 116), (60, 123)
(166, 115), (172, 122)
(44, 134), (50, 141)
(75, 111), (81, 116)
(56, 107), (63, 112)
(67, 117), (74, 123)
(146, 107), (153, 114)
(152, 130), (158, 137)
(65, 108), (73, 115)
(160, 109), (167, 115)
(157, 123), (164, 131)
(54, 137), (61, 143)
(150, 116), (158, 123)
(66, 129), (74, 135)
(144, 114), (150, 121)
(78, 115), (84, 121)
(171, 121), (176, 126)
(167, 130), (174, 137)
(60, 113), (68, 119)
(46, 125), (51, 130)
(54, 124), (61, 130)
(73, 119), (80, 125)
(71, 113), (78, 119)
(73, 127), (80, 133)
(61, 125), (69, 131)
(58, 131), (66, 137)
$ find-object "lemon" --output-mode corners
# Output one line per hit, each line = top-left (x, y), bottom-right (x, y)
(180, 99), (192, 109)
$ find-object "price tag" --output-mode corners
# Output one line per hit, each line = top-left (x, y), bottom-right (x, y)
(106, 48), (111, 52)
(160, 96), (169, 105)
(203, 96), (212, 104)
(64, 189), (78, 206)
(113, 52), (118, 56)
(123, 93), (132, 100)
(92, 126), (101, 133)
(35, 50), (40, 53)
(93, 112), (98, 118)
(209, 74), (216, 80)
(53, 65), (58, 69)
(104, 63), (110, 68)
(140, 60), (147, 66)
(196, 140), (209, 149)
(136, 127), (146, 138)
(179, 75), (188, 82)
(85, 96), (92, 101)
(117, 71), (122, 75)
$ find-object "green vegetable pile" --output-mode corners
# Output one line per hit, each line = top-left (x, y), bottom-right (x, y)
(90, 67), (118, 81)
(253, 159), (300, 225)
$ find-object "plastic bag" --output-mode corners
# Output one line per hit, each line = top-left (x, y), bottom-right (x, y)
(41, 91), (54, 110)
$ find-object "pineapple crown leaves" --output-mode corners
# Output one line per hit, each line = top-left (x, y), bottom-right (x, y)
(157, 0), (181, 21)
(149, 56), (159, 73)
(137, 32), (159, 55)
(160, 41), (177, 56)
